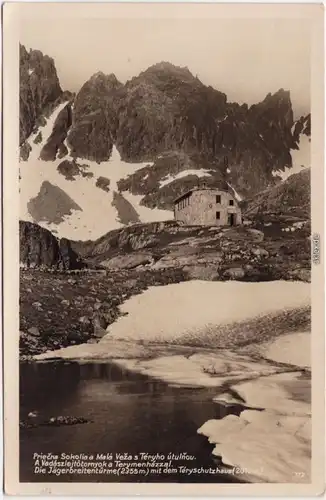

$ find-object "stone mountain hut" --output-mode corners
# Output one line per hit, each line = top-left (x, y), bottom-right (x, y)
(174, 186), (242, 226)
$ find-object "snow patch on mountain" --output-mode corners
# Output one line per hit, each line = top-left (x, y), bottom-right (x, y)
(122, 191), (172, 223)
(227, 182), (242, 202)
(20, 103), (173, 240)
(159, 169), (212, 188)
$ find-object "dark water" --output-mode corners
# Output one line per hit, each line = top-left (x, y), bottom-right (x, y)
(20, 361), (244, 483)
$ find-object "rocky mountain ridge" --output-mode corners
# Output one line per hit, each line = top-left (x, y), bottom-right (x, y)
(20, 44), (73, 145)
(19, 44), (311, 240)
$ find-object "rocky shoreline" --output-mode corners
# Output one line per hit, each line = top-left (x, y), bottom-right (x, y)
(20, 267), (186, 358)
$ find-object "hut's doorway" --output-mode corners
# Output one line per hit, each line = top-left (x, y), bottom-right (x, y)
(228, 213), (235, 226)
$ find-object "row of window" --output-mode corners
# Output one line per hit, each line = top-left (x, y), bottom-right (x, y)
(177, 196), (235, 210)
(176, 196), (190, 210)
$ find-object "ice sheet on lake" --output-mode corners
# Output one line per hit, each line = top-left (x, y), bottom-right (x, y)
(201, 363), (311, 483)
(198, 407), (311, 483)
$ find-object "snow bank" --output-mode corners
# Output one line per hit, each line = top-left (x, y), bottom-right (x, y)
(34, 339), (152, 361)
(258, 332), (310, 368)
(159, 169), (212, 187)
(227, 182), (242, 202)
(121, 191), (172, 223)
(105, 281), (310, 342)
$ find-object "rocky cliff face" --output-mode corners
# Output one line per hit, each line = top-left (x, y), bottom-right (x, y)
(20, 221), (84, 269)
(115, 62), (228, 162)
(19, 44), (63, 146)
(67, 72), (124, 162)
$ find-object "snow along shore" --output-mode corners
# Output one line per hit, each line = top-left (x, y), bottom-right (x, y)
(104, 280), (310, 343)
(35, 280), (311, 483)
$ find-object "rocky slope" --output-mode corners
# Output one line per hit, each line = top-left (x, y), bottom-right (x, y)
(19, 47), (311, 239)
(242, 168), (311, 221)
(71, 219), (311, 281)
(20, 218), (310, 357)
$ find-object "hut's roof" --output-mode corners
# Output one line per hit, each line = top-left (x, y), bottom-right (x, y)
(173, 185), (231, 204)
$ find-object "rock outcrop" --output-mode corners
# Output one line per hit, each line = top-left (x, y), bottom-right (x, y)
(95, 176), (111, 192)
(19, 220), (84, 269)
(69, 219), (310, 283)
(27, 181), (81, 224)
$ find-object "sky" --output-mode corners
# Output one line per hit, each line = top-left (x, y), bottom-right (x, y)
(20, 13), (311, 118)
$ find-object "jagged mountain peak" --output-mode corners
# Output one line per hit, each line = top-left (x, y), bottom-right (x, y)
(127, 61), (201, 90)
(20, 44), (59, 73)
(87, 71), (121, 87)
(268, 88), (290, 98)
(250, 88), (293, 112)
(140, 61), (195, 78)
(19, 43), (63, 145)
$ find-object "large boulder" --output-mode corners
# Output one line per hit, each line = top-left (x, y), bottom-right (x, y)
(101, 253), (154, 270)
